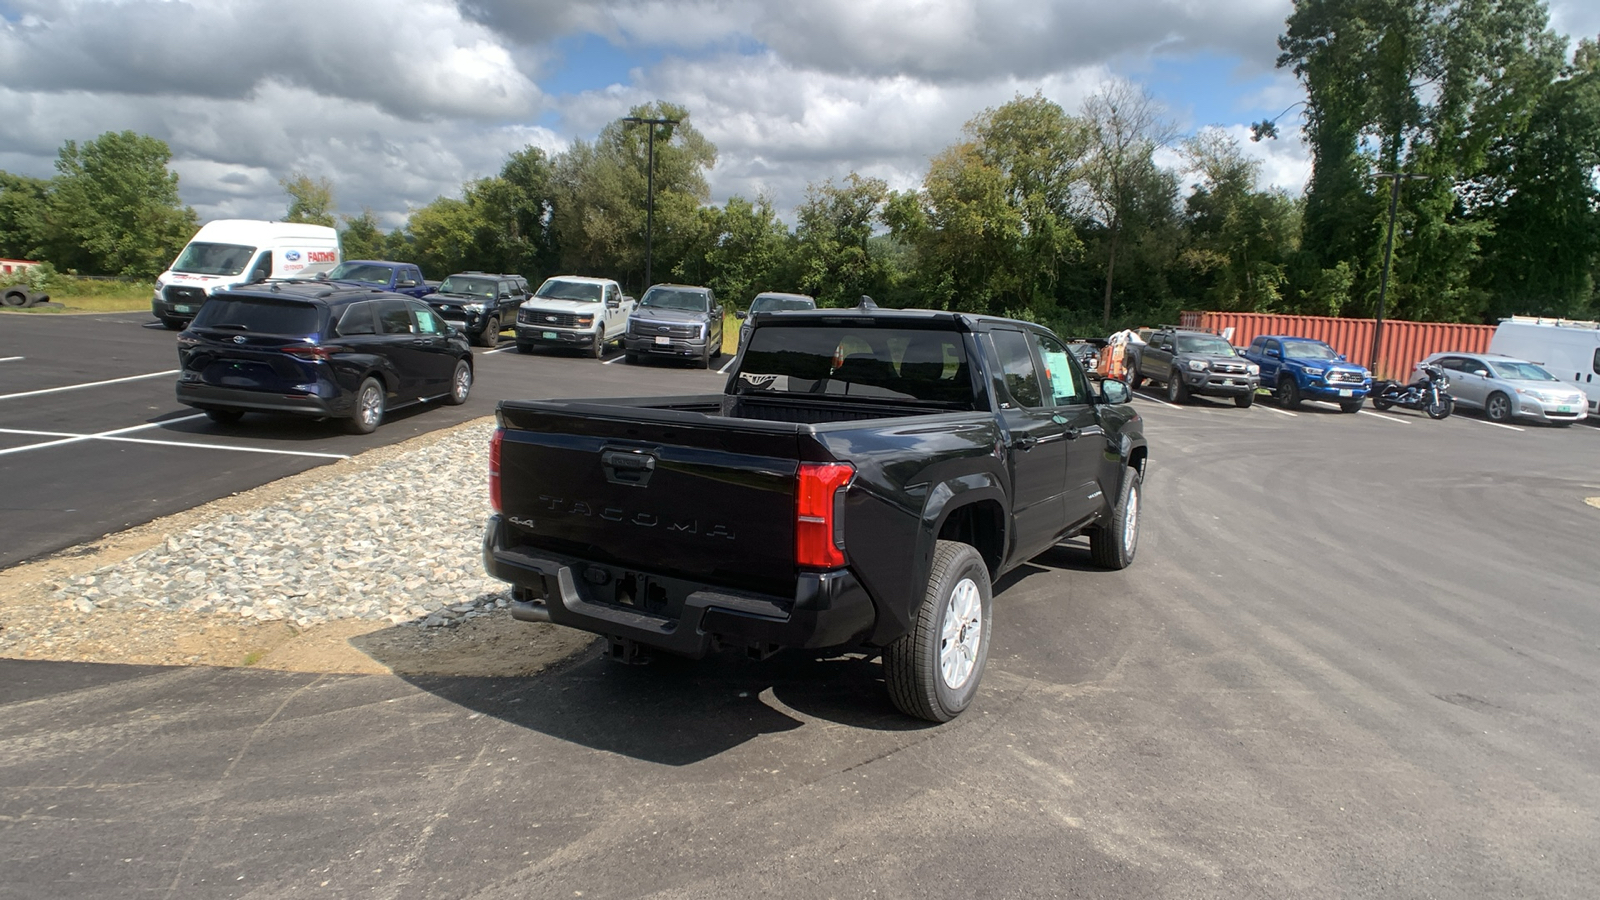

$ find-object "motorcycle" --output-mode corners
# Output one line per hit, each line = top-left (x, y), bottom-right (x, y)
(1370, 363), (1454, 419)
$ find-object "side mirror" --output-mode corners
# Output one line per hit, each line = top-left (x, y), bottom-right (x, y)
(1474, 369), (1488, 377)
(1336, 353), (1347, 361)
(1266, 349), (1280, 359)
(606, 299), (620, 309)
(735, 310), (747, 319)
(1100, 379), (1131, 405)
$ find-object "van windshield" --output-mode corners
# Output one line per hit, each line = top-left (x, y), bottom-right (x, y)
(173, 242), (256, 276)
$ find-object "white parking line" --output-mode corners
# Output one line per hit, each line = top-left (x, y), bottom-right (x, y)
(483, 343), (517, 354)
(718, 357), (737, 374)
(0, 369), (179, 402)
(1258, 403), (1298, 417)
(1462, 417), (1524, 432)
(0, 356), (23, 363)
(602, 354), (627, 365)
(1359, 410), (1407, 424)
(0, 418), (350, 460)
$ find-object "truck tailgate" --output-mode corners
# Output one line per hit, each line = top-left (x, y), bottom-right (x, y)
(497, 399), (805, 597)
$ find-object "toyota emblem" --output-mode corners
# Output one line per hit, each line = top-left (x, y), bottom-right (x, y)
(233, 335), (247, 344)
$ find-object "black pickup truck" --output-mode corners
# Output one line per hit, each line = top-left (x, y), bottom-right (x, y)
(483, 303), (1149, 721)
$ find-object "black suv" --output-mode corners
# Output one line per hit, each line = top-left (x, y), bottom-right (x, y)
(1130, 326), (1260, 407)
(175, 282), (473, 434)
(422, 273), (529, 347)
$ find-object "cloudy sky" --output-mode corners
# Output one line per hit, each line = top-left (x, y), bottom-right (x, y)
(2, 0), (1597, 231)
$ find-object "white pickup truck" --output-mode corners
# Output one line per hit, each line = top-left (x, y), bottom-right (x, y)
(514, 275), (635, 358)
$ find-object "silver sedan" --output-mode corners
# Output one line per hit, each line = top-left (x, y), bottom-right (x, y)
(1417, 352), (1588, 425)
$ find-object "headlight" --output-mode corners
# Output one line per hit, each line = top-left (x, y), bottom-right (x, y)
(1246, 363), (1260, 375)
(154, 278), (165, 292)
(1186, 359), (1208, 371)
(577, 315), (594, 327)
(1302, 367), (1324, 380)
(1517, 388), (1553, 402)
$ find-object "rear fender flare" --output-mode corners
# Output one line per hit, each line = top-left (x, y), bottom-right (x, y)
(874, 473), (1006, 645)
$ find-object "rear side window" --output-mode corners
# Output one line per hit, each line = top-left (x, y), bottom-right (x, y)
(991, 329), (1043, 408)
(336, 302), (377, 336)
(191, 296), (321, 335)
(737, 326), (973, 405)
(377, 300), (413, 335)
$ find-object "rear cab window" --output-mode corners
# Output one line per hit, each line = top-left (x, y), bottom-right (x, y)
(736, 325), (975, 406)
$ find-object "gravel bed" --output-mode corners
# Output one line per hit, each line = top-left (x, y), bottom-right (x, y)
(51, 421), (511, 630)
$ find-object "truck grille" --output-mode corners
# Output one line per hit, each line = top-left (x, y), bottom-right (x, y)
(519, 309), (584, 329)
(1213, 361), (1249, 375)
(164, 286), (206, 304)
(630, 320), (700, 339)
(1327, 369), (1365, 384)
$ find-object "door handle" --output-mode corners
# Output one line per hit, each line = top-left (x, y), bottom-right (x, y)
(1010, 435), (1037, 451)
(1064, 427), (1081, 440)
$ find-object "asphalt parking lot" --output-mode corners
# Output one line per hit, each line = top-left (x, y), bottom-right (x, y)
(0, 312), (726, 569)
(4, 318), (1600, 898)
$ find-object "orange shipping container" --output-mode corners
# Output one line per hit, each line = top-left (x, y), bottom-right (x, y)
(1179, 311), (1496, 381)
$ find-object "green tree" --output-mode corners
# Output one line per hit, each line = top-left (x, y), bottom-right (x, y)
(702, 195), (791, 306)
(549, 102), (717, 291)
(1177, 128), (1301, 311)
(282, 173), (336, 227)
(0, 172), (50, 261)
(791, 173), (895, 307)
(891, 93), (1089, 317)
(1081, 81), (1174, 324)
(338, 209), (388, 262)
(46, 131), (197, 277)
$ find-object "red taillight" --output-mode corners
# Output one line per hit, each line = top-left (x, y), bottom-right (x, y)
(796, 462), (853, 568)
(280, 344), (343, 360)
(489, 427), (504, 514)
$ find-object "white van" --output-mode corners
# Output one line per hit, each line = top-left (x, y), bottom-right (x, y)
(152, 220), (341, 329)
(1488, 316), (1600, 416)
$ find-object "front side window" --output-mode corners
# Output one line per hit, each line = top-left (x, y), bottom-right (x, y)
(1034, 333), (1087, 405)
(991, 329), (1043, 408)
(173, 242), (256, 276)
(412, 304), (446, 335)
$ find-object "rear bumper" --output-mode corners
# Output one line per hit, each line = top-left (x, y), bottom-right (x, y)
(482, 514), (876, 657)
(176, 380), (347, 417)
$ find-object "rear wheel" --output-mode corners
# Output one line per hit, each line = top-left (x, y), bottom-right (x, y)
(204, 408), (244, 425)
(1485, 391), (1512, 423)
(1275, 379), (1302, 410)
(1128, 368), (1146, 389)
(446, 360), (471, 405)
(883, 540), (992, 723)
(344, 377), (384, 434)
(1235, 392), (1255, 409)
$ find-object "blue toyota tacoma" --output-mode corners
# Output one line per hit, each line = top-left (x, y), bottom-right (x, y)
(1241, 335), (1372, 413)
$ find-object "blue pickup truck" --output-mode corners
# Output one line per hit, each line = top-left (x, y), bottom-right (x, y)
(1240, 335), (1372, 413)
(319, 260), (435, 298)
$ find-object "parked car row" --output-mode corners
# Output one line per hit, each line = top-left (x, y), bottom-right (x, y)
(1120, 319), (1596, 427)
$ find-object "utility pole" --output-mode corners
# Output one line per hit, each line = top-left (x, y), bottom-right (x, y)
(1369, 172), (1431, 377)
(621, 115), (681, 289)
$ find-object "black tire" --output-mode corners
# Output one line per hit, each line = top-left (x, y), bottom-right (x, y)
(344, 377), (384, 434)
(1275, 378), (1302, 410)
(474, 316), (499, 348)
(445, 360), (471, 405)
(1371, 387), (1395, 411)
(1166, 375), (1188, 404)
(1235, 392), (1255, 409)
(883, 540), (992, 723)
(1089, 466), (1141, 570)
(204, 408), (244, 425)
(160, 316), (187, 330)
(1339, 399), (1363, 414)
(1426, 394), (1454, 420)
(697, 346), (712, 369)
(1128, 368), (1145, 389)
(587, 331), (604, 359)
(1, 289), (27, 308)
(1485, 391), (1512, 423)
(711, 337), (723, 360)
(516, 341), (534, 355)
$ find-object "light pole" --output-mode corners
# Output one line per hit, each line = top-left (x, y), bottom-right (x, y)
(1369, 172), (1431, 377)
(621, 115), (681, 289)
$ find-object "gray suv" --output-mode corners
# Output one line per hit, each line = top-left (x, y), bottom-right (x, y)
(622, 284), (723, 368)
(1131, 326), (1260, 407)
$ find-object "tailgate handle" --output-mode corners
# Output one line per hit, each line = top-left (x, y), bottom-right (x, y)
(601, 449), (657, 487)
